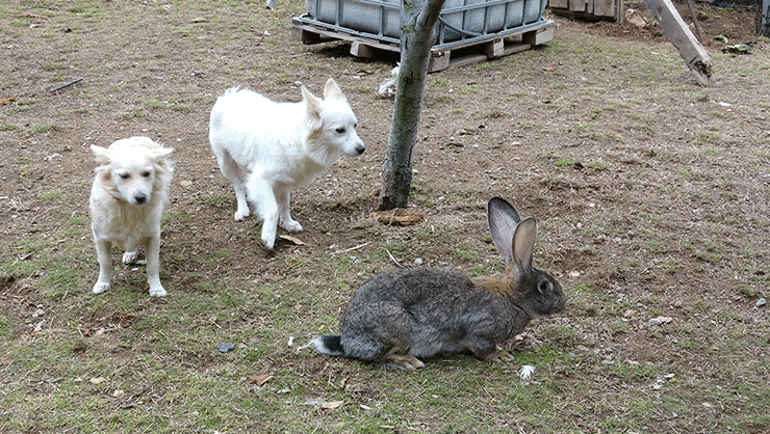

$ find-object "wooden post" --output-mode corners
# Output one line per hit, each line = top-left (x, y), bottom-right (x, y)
(641, 0), (711, 85)
(761, 0), (770, 36)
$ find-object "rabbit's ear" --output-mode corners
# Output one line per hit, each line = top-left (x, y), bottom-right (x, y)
(512, 217), (538, 276)
(488, 197), (522, 263)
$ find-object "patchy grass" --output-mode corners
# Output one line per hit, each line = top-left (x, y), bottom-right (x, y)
(1, 1), (769, 434)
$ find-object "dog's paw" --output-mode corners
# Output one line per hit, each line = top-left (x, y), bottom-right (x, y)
(261, 222), (277, 250)
(149, 285), (167, 297)
(92, 281), (110, 294)
(122, 250), (139, 264)
(234, 208), (250, 221)
(281, 219), (303, 233)
(261, 236), (275, 250)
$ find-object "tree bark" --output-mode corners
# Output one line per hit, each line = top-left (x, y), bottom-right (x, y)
(379, 0), (447, 210)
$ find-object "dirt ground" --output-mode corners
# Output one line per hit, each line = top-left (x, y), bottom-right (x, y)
(1, 0), (769, 432)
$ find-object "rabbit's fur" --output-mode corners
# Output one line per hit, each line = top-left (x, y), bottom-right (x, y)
(311, 197), (566, 370)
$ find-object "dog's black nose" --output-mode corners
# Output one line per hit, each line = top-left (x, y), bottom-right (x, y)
(355, 144), (365, 155)
(134, 194), (147, 205)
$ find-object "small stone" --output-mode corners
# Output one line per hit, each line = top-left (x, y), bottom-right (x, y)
(756, 298), (767, 308)
(649, 316), (673, 326)
(216, 343), (236, 354)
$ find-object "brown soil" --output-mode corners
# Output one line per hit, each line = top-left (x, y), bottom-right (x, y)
(1, 0), (768, 432)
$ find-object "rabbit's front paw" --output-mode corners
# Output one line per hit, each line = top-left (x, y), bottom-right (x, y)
(383, 354), (425, 371)
(485, 350), (515, 363)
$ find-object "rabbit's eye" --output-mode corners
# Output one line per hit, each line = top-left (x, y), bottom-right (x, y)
(537, 279), (552, 294)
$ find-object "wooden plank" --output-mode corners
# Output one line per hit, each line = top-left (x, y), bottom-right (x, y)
(568, 0), (586, 12)
(548, 0), (570, 8)
(428, 52), (450, 72)
(484, 39), (505, 58)
(615, 0), (624, 23)
(641, 0), (711, 85)
(350, 40), (374, 58)
(592, 0), (615, 17)
(522, 25), (555, 46)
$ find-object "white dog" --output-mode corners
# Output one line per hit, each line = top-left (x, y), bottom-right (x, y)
(209, 78), (365, 250)
(89, 137), (174, 297)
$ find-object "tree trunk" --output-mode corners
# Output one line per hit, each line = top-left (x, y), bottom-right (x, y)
(760, 0), (770, 37)
(379, 0), (447, 210)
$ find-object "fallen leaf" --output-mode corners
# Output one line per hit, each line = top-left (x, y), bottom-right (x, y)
(89, 377), (106, 384)
(278, 234), (305, 245)
(113, 389), (125, 398)
(247, 374), (274, 386)
(321, 400), (345, 409)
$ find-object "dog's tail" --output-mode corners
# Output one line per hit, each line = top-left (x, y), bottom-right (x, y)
(310, 335), (344, 356)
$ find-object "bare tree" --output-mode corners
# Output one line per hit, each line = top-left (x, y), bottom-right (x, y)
(379, 0), (447, 210)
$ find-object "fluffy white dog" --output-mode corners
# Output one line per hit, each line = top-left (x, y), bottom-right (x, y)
(89, 137), (174, 297)
(209, 78), (365, 250)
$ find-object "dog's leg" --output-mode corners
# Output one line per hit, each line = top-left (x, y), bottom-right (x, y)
(216, 150), (250, 220)
(246, 175), (279, 249)
(276, 187), (302, 232)
(144, 233), (167, 297)
(123, 250), (139, 264)
(231, 181), (250, 221)
(93, 238), (113, 294)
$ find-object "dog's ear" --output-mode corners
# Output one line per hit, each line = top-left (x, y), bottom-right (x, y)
(323, 78), (347, 101)
(90, 145), (110, 165)
(153, 147), (174, 161)
(302, 85), (323, 131)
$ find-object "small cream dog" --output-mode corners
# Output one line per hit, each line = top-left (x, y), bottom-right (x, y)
(209, 78), (365, 250)
(89, 137), (174, 297)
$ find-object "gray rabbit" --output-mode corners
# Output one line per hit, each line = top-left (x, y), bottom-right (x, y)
(311, 197), (566, 370)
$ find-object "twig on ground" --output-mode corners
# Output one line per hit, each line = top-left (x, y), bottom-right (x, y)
(51, 78), (83, 92)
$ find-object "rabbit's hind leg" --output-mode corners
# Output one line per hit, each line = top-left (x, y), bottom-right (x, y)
(381, 354), (425, 371)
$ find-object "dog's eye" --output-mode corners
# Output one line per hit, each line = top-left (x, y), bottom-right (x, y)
(142, 171), (151, 178)
(335, 127), (346, 134)
(119, 173), (130, 180)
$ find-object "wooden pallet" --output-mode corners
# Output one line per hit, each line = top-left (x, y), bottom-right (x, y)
(547, 0), (624, 23)
(291, 18), (555, 73)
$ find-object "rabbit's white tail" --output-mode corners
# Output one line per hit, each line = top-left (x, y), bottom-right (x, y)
(310, 335), (344, 356)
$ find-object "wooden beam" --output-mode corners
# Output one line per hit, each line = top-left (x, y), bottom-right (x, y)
(641, 0), (711, 85)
